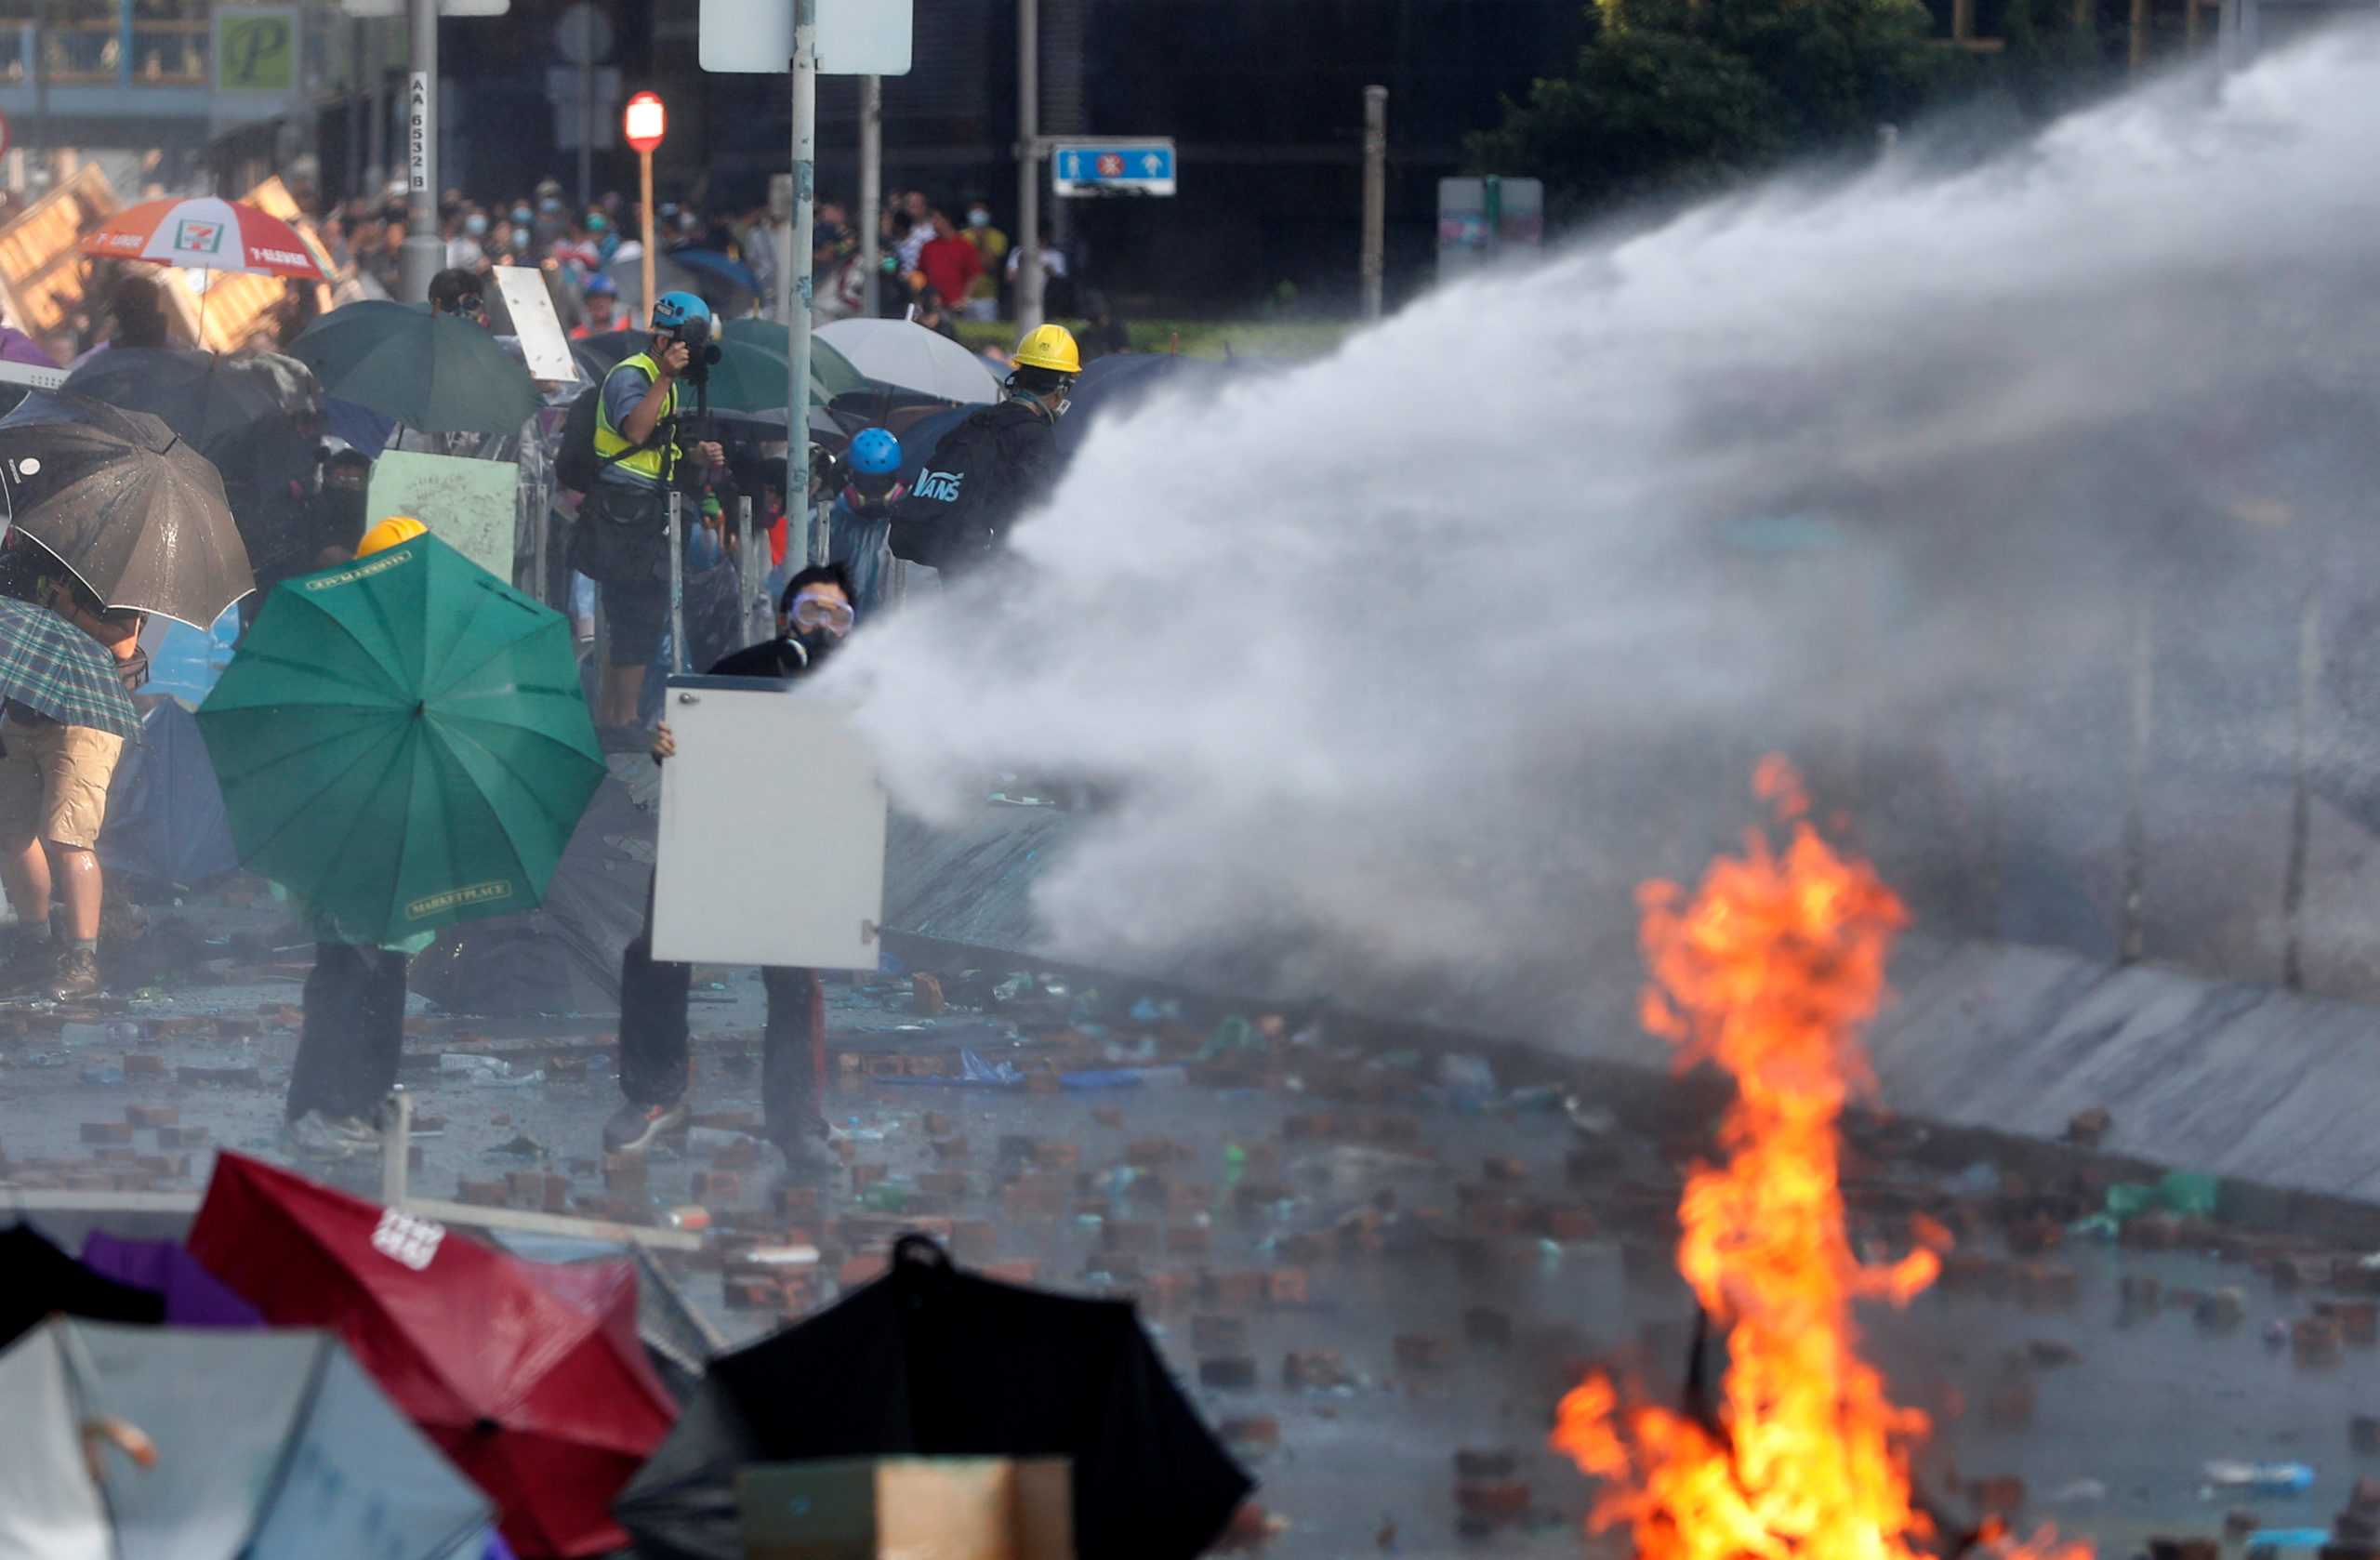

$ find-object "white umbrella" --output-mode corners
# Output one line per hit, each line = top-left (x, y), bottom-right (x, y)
(815, 318), (1003, 404)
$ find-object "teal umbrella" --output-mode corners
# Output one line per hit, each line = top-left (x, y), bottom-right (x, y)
(194, 534), (602, 945)
(721, 319), (869, 403)
(291, 300), (544, 436)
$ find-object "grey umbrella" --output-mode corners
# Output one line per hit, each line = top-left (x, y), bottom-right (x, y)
(0, 392), (254, 629)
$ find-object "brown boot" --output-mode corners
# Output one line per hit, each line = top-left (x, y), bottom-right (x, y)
(41, 946), (100, 1002)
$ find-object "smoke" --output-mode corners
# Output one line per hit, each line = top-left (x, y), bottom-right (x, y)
(827, 29), (2380, 1036)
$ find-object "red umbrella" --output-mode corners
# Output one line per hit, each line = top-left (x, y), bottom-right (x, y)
(186, 1153), (677, 1557)
(81, 196), (324, 279)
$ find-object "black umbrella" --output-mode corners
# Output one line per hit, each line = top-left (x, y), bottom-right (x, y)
(0, 393), (254, 628)
(407, 775), (654, 1016)
(0, 1223), (165, 1350)
(1053, 352), (1240, 459)
(614, 1236), (1251, 1560)
(64, 347), (323, 582)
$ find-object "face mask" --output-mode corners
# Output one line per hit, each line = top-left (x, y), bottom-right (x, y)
(969, 209), (990, 228)
(464, 214), (487, 235)
(540, 196), (561, 213)
(512, 206), (533, 224)
(792, 626), (843, 663)
(510, 228), (531, 249)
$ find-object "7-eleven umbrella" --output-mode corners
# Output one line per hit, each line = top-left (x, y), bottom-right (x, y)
(81, 196), (324, 279)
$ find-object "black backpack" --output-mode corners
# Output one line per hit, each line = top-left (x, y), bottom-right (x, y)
(887, 407), (1020, 571)
(554, 381), (659, 494)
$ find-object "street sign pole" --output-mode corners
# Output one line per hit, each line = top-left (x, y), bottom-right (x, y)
(1360, 86), (1385, 324)
(787, 0), (818, 562)
(1015, 0), (1041, 336)
(396, 0), (440, 302)
(859, 73), (881, 317)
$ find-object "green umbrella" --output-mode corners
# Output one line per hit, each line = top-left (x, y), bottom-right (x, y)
(721, 319), (869, 404)
(194, 534), (602, 945)
(290, 300), (545, 436)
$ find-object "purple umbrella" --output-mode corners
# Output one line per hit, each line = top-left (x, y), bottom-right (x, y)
(0, 326), (58, 368)
(79, 1231), (263, 1329)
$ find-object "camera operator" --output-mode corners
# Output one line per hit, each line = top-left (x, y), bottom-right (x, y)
(575, 290), (726, 745)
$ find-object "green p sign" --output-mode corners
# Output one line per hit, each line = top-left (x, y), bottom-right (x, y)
(217, 9), (295, 92)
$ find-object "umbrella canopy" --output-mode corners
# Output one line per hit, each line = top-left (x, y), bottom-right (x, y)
(0, 392), (256, 629)
(615, 1236), (1250, 1560)
(78, 1232), (262, 1329)
(0, 1224), (165, 1350)
(64, 348), (325, 580)
(194, 533), (602, 945)
(1052, 351), (1241, 457)
(0, 1317), (491, 1560)
(0, 326), (57, 367)
(0, 597), (142, 739)
(408, 774), (653, 1016)
(292, 300), (543, 436)
(99, 698), (240, 888)
(721, 318), (870, 403)
(186, 1154), (679, 1559)
(80, 195), (325, 279)
(664, 248), (760, 297)
(814, 318), (1002, 403)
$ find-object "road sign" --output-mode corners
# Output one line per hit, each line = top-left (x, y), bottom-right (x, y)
(624, 91), (666, 154)
(698, 0), (913, 74)
(1051, 140), (1176, 197)
(555, 2), (612, 64)
(546, 65), (621, 149)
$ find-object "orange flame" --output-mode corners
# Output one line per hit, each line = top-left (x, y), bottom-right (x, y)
(1551, 756), (2084, 1560)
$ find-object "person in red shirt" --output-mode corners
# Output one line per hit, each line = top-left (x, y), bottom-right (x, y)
(916, 209), (983, 321)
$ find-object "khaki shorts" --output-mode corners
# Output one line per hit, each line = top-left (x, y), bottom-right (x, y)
(0, 718), (124, 850)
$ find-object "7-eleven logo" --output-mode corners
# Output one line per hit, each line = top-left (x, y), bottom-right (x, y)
(172, 218), (225, 254)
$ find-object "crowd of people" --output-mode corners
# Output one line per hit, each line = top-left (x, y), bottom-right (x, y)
(0, 160), (1108, 1173)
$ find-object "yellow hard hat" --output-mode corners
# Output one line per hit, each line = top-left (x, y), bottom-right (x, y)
(356, 516), (427, 557)
(1011, 323), (1081, 376)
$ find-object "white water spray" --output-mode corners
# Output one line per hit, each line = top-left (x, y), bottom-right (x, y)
(829, 30), (2380, 1032)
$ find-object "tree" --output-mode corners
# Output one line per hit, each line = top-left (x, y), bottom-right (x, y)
(1469, 0), (1951, 213)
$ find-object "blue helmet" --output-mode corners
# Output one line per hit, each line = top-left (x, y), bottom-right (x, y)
(651, 290), (710, 331)
(848, 427), (902, 475)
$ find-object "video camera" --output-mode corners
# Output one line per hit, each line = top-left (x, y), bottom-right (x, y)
(664, 311), (723, 390)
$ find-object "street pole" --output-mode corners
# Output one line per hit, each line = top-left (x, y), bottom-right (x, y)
(1360, 85), (1386, 324)
(639, 146), (655, 325)
(1015, 0), (1042, 333)
(577, 51), (592, 212)
(2218, 0), (2257, 69)
(787, 0), (819, 562)
(860, 73), (882, 317)
(398, 0), (440, 303)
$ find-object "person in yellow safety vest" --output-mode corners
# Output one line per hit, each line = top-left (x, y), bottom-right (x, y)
(569, 289), (726, 747)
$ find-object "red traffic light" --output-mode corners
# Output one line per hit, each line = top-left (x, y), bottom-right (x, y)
(623, 91), (667, 154)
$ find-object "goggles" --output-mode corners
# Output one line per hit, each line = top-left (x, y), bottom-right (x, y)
(789, 592), (855, 633)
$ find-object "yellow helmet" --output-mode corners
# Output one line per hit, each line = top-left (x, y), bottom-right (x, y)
(1011, 324), (1080, 376)
(357, 516), (428, 557)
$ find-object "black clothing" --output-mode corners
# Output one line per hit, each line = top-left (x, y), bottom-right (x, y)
(575, 483), (673, 668)
(614, 639), (829, 1144)
(0, 1224), (165, 1349)
(887, 397), (1058, 575)
(285, 941), (409, 1121)
(706, 637), (808, 681)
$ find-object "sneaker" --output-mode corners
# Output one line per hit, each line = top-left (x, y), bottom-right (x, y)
(603, 1098), (689, 1155)
(40, 946), (100, 1002)
(284, 1110), (382, 1161)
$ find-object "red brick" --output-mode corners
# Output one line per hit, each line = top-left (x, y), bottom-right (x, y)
(1165, 1225), (1210, 1257)
(1395, 1334), (1455, 1370)
(125, 1105), (178, 1128)
(1264, 1269), (1308, 1305)
(981, 1258), (1043, 1285)
(691, 1170), (742, 1201)
(79, 1121), (132, 1144)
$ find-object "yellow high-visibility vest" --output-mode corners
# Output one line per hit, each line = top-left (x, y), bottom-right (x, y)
(594, 351), (678, 483)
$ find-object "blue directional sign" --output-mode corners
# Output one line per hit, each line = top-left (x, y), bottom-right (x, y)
(1051, 139), (1177, 197)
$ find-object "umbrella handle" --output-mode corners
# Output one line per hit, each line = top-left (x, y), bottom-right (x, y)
(81, 1415), (158, 1478)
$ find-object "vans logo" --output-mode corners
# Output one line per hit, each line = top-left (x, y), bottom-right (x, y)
(913, 469), (963, 504)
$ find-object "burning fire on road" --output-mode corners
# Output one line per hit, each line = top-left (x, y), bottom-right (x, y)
(1551, 758), (2089, 1560)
